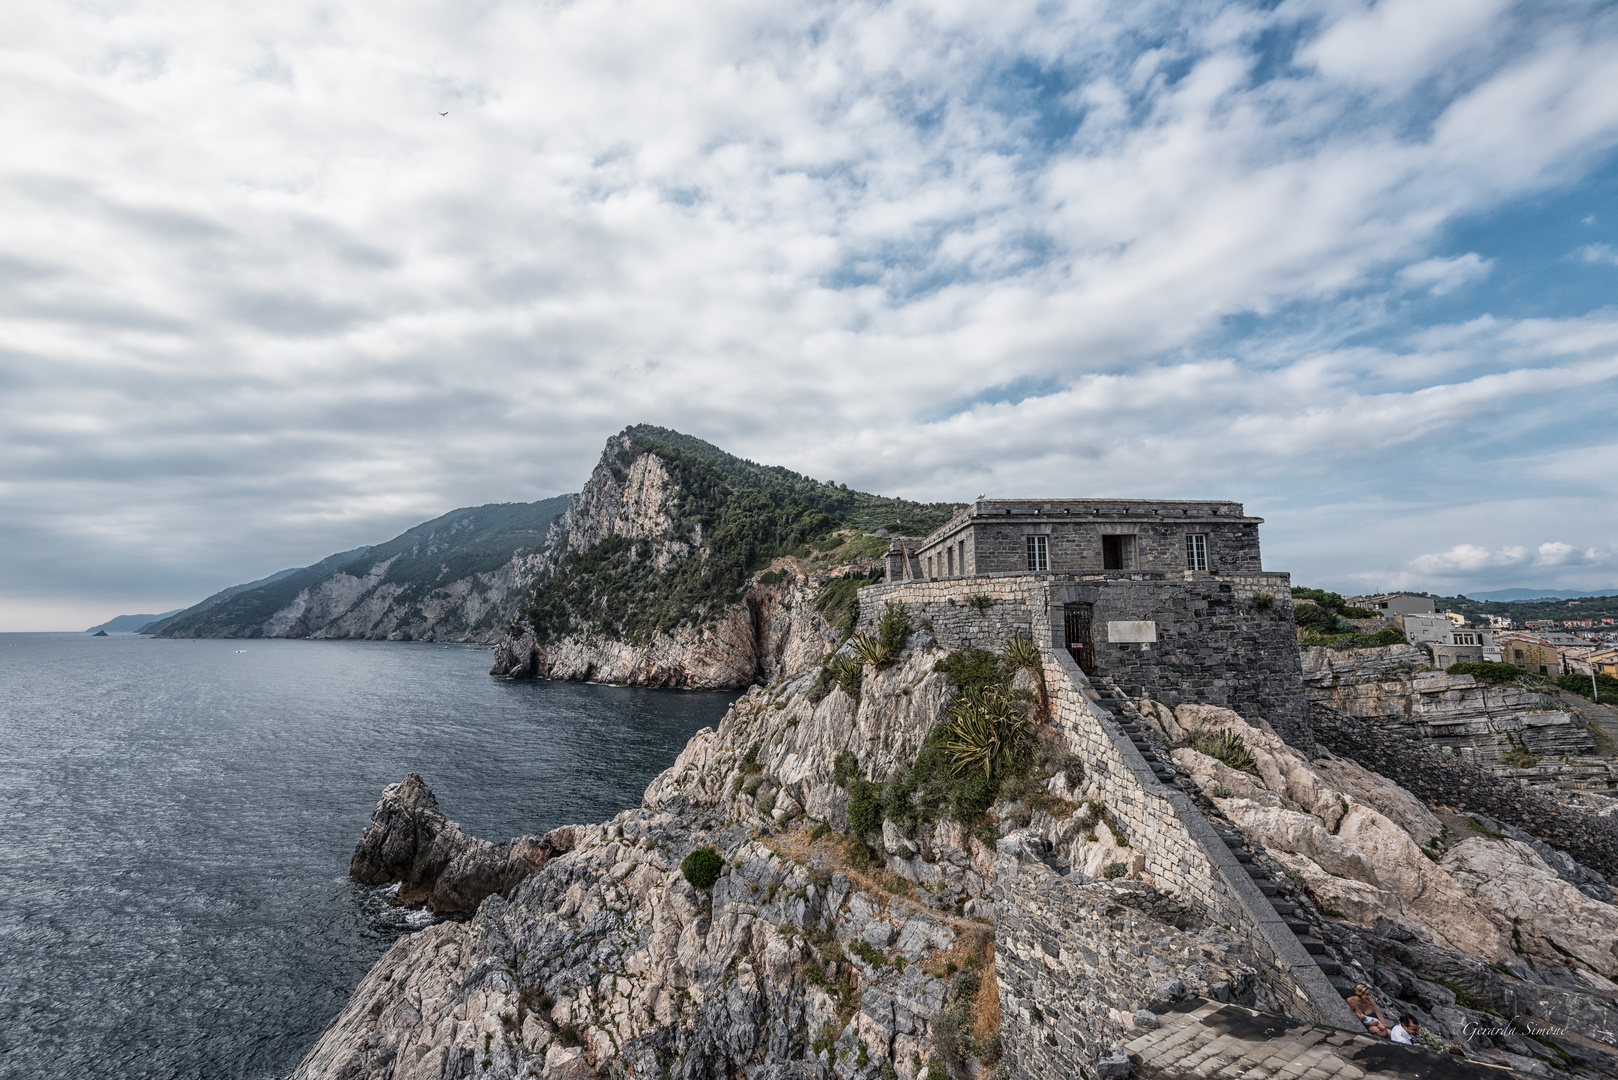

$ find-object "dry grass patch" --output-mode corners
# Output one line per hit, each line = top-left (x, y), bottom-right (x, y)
(970, 954), (1000, 1042)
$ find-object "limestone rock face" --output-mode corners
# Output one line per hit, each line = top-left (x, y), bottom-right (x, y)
(488, 434), (849, 689)
(1168, 704), (1615, 972)
(349, 774), (574, 914)
(1300, 645), (1590, 761)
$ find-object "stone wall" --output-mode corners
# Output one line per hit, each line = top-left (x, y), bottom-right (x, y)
(858, 571), (1313, 752)
(993, 846), (1266, 1080)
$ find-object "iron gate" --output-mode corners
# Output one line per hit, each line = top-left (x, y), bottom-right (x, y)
(1064, 602), (1096, 676)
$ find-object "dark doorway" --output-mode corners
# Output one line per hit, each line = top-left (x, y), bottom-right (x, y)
(1102, 534), (1136, 570)
(1064, 603), (1096, 675)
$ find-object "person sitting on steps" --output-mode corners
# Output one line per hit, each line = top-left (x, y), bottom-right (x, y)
(1390, 1014), (1421, 1046)
(1347, 984), (1391, 1038)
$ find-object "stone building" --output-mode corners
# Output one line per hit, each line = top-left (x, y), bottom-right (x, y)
(883, 499), (1261, 581)
(876, 497), (1315, 752)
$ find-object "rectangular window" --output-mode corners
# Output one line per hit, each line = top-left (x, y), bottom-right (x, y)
(927, 555), (934, 578)
(1514, 649), (1524, 662)
(1026, 534), (1048, 571)
(1102, 534), (1137, 570)
(947, 547), (955, 575)
(958, 540), (966, 576)
(1186, 533), (1208, 571)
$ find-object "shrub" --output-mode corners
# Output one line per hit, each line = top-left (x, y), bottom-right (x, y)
(1293, 603), (1342, 633)
(742, 774), (764, 796)
(833, 750), (860, 787)
(680, 846), (724, 889)
(757, 791), (777, 817)
(1188, 729), (1257, 773)
(1557, 671), (1618, 700)
(1211, 781), (1234, 798)
(966, 594), (994, 612)
(1252, 591), (1274, 611)
(1450, 661), (1536, 685)
(1500, 747), (1542, 769)
(933, 648), (1003, 697)
(811, 652), (865, 702)
(848, 779), (886, 837)
(1103, 862), (1127, 880)
(877, 601), (912, 659)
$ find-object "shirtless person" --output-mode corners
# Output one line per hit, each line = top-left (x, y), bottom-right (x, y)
(1347, 984), (1392, 1038)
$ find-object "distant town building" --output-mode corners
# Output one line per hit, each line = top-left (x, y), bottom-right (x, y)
(1430, 626), (1502, 669)
(1364, 593), (1436, 619)
(1496, 631), (1597, 676)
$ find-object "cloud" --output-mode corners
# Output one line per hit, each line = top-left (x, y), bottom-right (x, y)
(1408, 541), (1608, 577)
(1, 0), (1618, 626)
(1397, 252), (1494, 295)
(1577, 243), (1618, 265)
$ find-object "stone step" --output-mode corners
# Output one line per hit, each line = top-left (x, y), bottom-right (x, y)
(1298, 937), (1327, 956)
(1232, 850), (1252, 863)
(1317, 960), (1342, 976)
(1219, 834), (1243, 847)
(1328, 975), (1357, 996)
(1257, 883), (1281, 897)
(1270, 902), (1298, 917)
(1285, 919), (1310, 934)
(1246, 864), (1270, 880)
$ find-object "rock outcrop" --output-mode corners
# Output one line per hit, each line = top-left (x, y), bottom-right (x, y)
(350, 774), (576, 914)
(1301, 645), (1592, 761)
(300, 622), (1618, 1080)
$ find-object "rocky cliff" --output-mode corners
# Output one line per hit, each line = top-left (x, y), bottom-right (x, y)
(488, 425), (957, 689)
(1302, 644), (1593, 761)
(151, 498), (571, 642)
(296, 621), (1618, 1080)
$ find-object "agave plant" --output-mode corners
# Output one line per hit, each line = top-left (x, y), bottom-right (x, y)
(945, 686), (1031, 779)
(847, 632), (893, 668)
(1001, 634), (1040, 673)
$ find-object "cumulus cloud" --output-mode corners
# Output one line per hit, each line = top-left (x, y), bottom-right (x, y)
(1, 0), (1617, 625)
(1578, 243), (1618, 265)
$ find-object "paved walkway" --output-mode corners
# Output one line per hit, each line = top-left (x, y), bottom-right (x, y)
(1126, 1000), (1518, 1080)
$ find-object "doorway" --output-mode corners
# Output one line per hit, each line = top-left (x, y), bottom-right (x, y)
(1064, 603), (1096, 675)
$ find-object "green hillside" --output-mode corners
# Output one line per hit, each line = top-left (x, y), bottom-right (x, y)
(518, 425), (959, 646)
(154, 497), (570, 637)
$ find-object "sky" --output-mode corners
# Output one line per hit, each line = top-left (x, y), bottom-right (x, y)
(2, 0), (1617, 631)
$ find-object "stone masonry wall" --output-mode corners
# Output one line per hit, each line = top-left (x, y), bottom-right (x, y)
(993, 846), (1266, 1080)
(859, 571), (1313, 752)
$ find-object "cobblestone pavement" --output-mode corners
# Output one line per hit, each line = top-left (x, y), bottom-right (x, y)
(1126, 999), (1522, 1080)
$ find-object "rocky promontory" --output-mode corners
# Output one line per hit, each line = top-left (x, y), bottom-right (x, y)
(350, 774), (577, 914)
(297, 613), (1618, 1080)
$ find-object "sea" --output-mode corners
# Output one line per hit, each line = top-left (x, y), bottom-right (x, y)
(0, 632), (738, 1080)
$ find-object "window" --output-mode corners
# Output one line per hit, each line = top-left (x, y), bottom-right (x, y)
(958, 540), (966, 576)
(1102, 534), (1137, 570)
(1026, 534), (1048, 571)
(1186, 533), (1208, 572)
(1514, 649), (1524, 662)
(947, 547), (955, 576)
(927, 555), (934, 578)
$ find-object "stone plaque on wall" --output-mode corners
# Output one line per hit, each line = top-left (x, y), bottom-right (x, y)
(1107, 620), (1158, 643)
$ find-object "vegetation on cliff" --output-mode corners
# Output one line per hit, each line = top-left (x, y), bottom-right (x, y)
(518, 425), (959, 646)
(153, 498), (571, 638)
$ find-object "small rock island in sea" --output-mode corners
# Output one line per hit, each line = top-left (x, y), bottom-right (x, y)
(288, 428), (1618, 1080)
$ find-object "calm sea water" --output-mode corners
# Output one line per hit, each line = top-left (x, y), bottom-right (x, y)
(0, 633), (737, 1080)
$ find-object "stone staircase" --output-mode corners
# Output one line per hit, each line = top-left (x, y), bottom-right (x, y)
(1090, 676), (1357, 1001)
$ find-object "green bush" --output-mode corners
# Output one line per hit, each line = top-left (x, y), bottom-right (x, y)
(1293, 603), (1342, 633)
(1103, 862), (1127, 880)
(1301, 626), (1407, 650)
(877, 601), (912, 658)
(681, 846), (724, 889)
(1449, 661), (1538, 685)
(1557, 672), (1618, 700)
(848, 779), (886, 837)
(757, 790), (777, 817)
(933, 647), (1004, 697)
